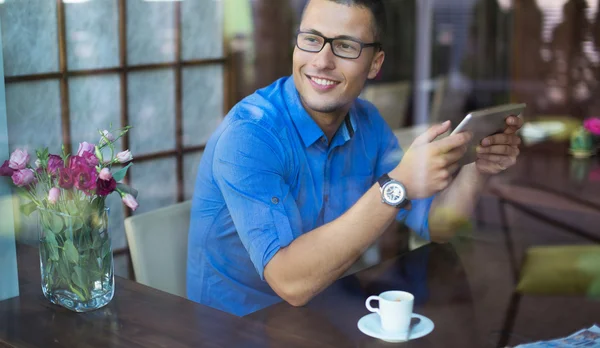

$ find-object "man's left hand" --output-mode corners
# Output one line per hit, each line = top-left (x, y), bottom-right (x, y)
(475, 115), (524, 175)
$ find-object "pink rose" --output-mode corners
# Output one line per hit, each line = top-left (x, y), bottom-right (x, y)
(9, 149), (29, 170)
(11, 169), (35, 187)
(584, 118), (600, 136)
(116, 150), (132, 163)
(76, 142), (95, 157)
(48, 187), (60, 204)
(59, 167), (74, 189)
(97, 177), (117, 196)
(122, 193), (139, 211)
(0, 160), (14, 176)
(47, 155), (64, 176)
(98, 168), (112, 181)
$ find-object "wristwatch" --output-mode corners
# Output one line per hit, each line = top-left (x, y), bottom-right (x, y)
(377, 173), (410, 209)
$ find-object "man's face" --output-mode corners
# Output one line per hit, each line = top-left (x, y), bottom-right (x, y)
(293, 0), (385, 115)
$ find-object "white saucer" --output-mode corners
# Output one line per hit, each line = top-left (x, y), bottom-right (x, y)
(357, 313), (434, 343)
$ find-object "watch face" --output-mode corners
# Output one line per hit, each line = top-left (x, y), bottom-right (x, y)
(383, 182), (405, 205)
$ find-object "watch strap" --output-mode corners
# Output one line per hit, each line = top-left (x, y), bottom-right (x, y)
(377, 173), (392, 188)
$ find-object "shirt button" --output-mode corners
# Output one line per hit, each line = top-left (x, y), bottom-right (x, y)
(324, 195), (329, 203)
(271, 197), (279, 204)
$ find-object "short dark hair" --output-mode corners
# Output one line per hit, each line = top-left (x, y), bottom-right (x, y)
(325, 0), (387, 41)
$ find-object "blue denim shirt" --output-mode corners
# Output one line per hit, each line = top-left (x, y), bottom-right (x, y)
(187, 76), (434, 316)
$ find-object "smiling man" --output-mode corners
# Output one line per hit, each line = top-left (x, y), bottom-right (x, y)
(187, 0), (523, 316)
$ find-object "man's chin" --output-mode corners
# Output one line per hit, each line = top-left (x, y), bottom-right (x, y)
(304, 101), (342, 114)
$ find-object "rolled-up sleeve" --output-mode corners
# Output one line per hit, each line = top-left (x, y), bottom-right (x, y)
(213, 121), (302, 280)
(375, 120), (435, 241)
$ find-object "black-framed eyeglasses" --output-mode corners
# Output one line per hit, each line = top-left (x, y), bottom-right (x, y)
(295, 31), (381, 59)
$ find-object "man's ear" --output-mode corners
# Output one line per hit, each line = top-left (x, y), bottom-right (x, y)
(367, 50), (385, 79)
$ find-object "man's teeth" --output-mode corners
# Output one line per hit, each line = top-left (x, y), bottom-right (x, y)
(311, 77), (337, 86)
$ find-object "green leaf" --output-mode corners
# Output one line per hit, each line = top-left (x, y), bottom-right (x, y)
(71, 266), (88, 291)
(50, 213), (64, 234)
(116, 183), (138, 199)
(56, 259), (71, 284)
(73, 217), (84, 232)
(20, 201), (38, 217)
(44, 230), (60, 261)
(112, 163), (133, 182)
(66, 201), (78, 216)
(63, 240), (79, 264)
(92, 231), (104, 249)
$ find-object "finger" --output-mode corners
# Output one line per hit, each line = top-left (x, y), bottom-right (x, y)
(476, 145), (519, 157)
(476, 153), (516, 168)
(441, 145), (468, 165)
(413, 120), (452, 145)
(504, 116), (524, 135)
(506, 115), (523, 128)
(435, 132), (472, 154)
(481, 133), (521, 146)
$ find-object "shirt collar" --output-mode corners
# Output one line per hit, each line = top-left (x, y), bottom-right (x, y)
(284, 76), (357, 148)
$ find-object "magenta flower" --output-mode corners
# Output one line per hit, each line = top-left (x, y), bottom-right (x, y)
(11, 169), (35, 187)
(72, 165), (98, 195)
(47, 155), (64, 176)
(122, 193), (139, 211)
(0, 160), (14, 177)
(48, 187), (60, 204)
(81, 151), (99, 167)
(69, 155), (88, 171)
(584, 118), (600, 136)
(9, 149), (29, 170)
(58, 167), (74, 189)
(97, 177), (117, 197)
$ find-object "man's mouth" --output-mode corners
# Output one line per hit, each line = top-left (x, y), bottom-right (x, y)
(306, 74), (341, 87)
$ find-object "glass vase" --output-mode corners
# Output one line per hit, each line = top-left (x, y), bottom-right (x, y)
(38, 206), (114, 312)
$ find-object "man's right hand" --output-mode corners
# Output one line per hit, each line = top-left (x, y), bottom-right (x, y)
(390, 121), (471, 199)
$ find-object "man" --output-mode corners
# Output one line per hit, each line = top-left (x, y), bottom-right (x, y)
(187, 0), (523, 316)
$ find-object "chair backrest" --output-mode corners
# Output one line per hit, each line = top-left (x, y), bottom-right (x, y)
(124, 200), (192, 297)
(361, 81), (412, 129)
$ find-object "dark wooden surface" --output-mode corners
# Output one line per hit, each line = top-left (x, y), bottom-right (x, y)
(247, 243), (485, 347)
(0, 245), (331, 348)
(493, 141), (600, 209)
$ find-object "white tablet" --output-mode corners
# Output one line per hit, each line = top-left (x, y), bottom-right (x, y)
(450, 103), (526, 166)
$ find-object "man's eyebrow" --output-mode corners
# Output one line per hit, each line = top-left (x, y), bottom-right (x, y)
(300, 28), (364, 42)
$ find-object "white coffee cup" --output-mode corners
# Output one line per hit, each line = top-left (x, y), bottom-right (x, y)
(365, 290), (414, 333)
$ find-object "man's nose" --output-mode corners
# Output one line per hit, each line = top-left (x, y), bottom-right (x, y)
(311, 42), (336, 70)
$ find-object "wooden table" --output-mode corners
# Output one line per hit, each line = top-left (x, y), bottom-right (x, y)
(5, 238), (599, 347)
(3, 141), (600, 347)
(248, 243), (484, 347)
(0, 245), (329, 348)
